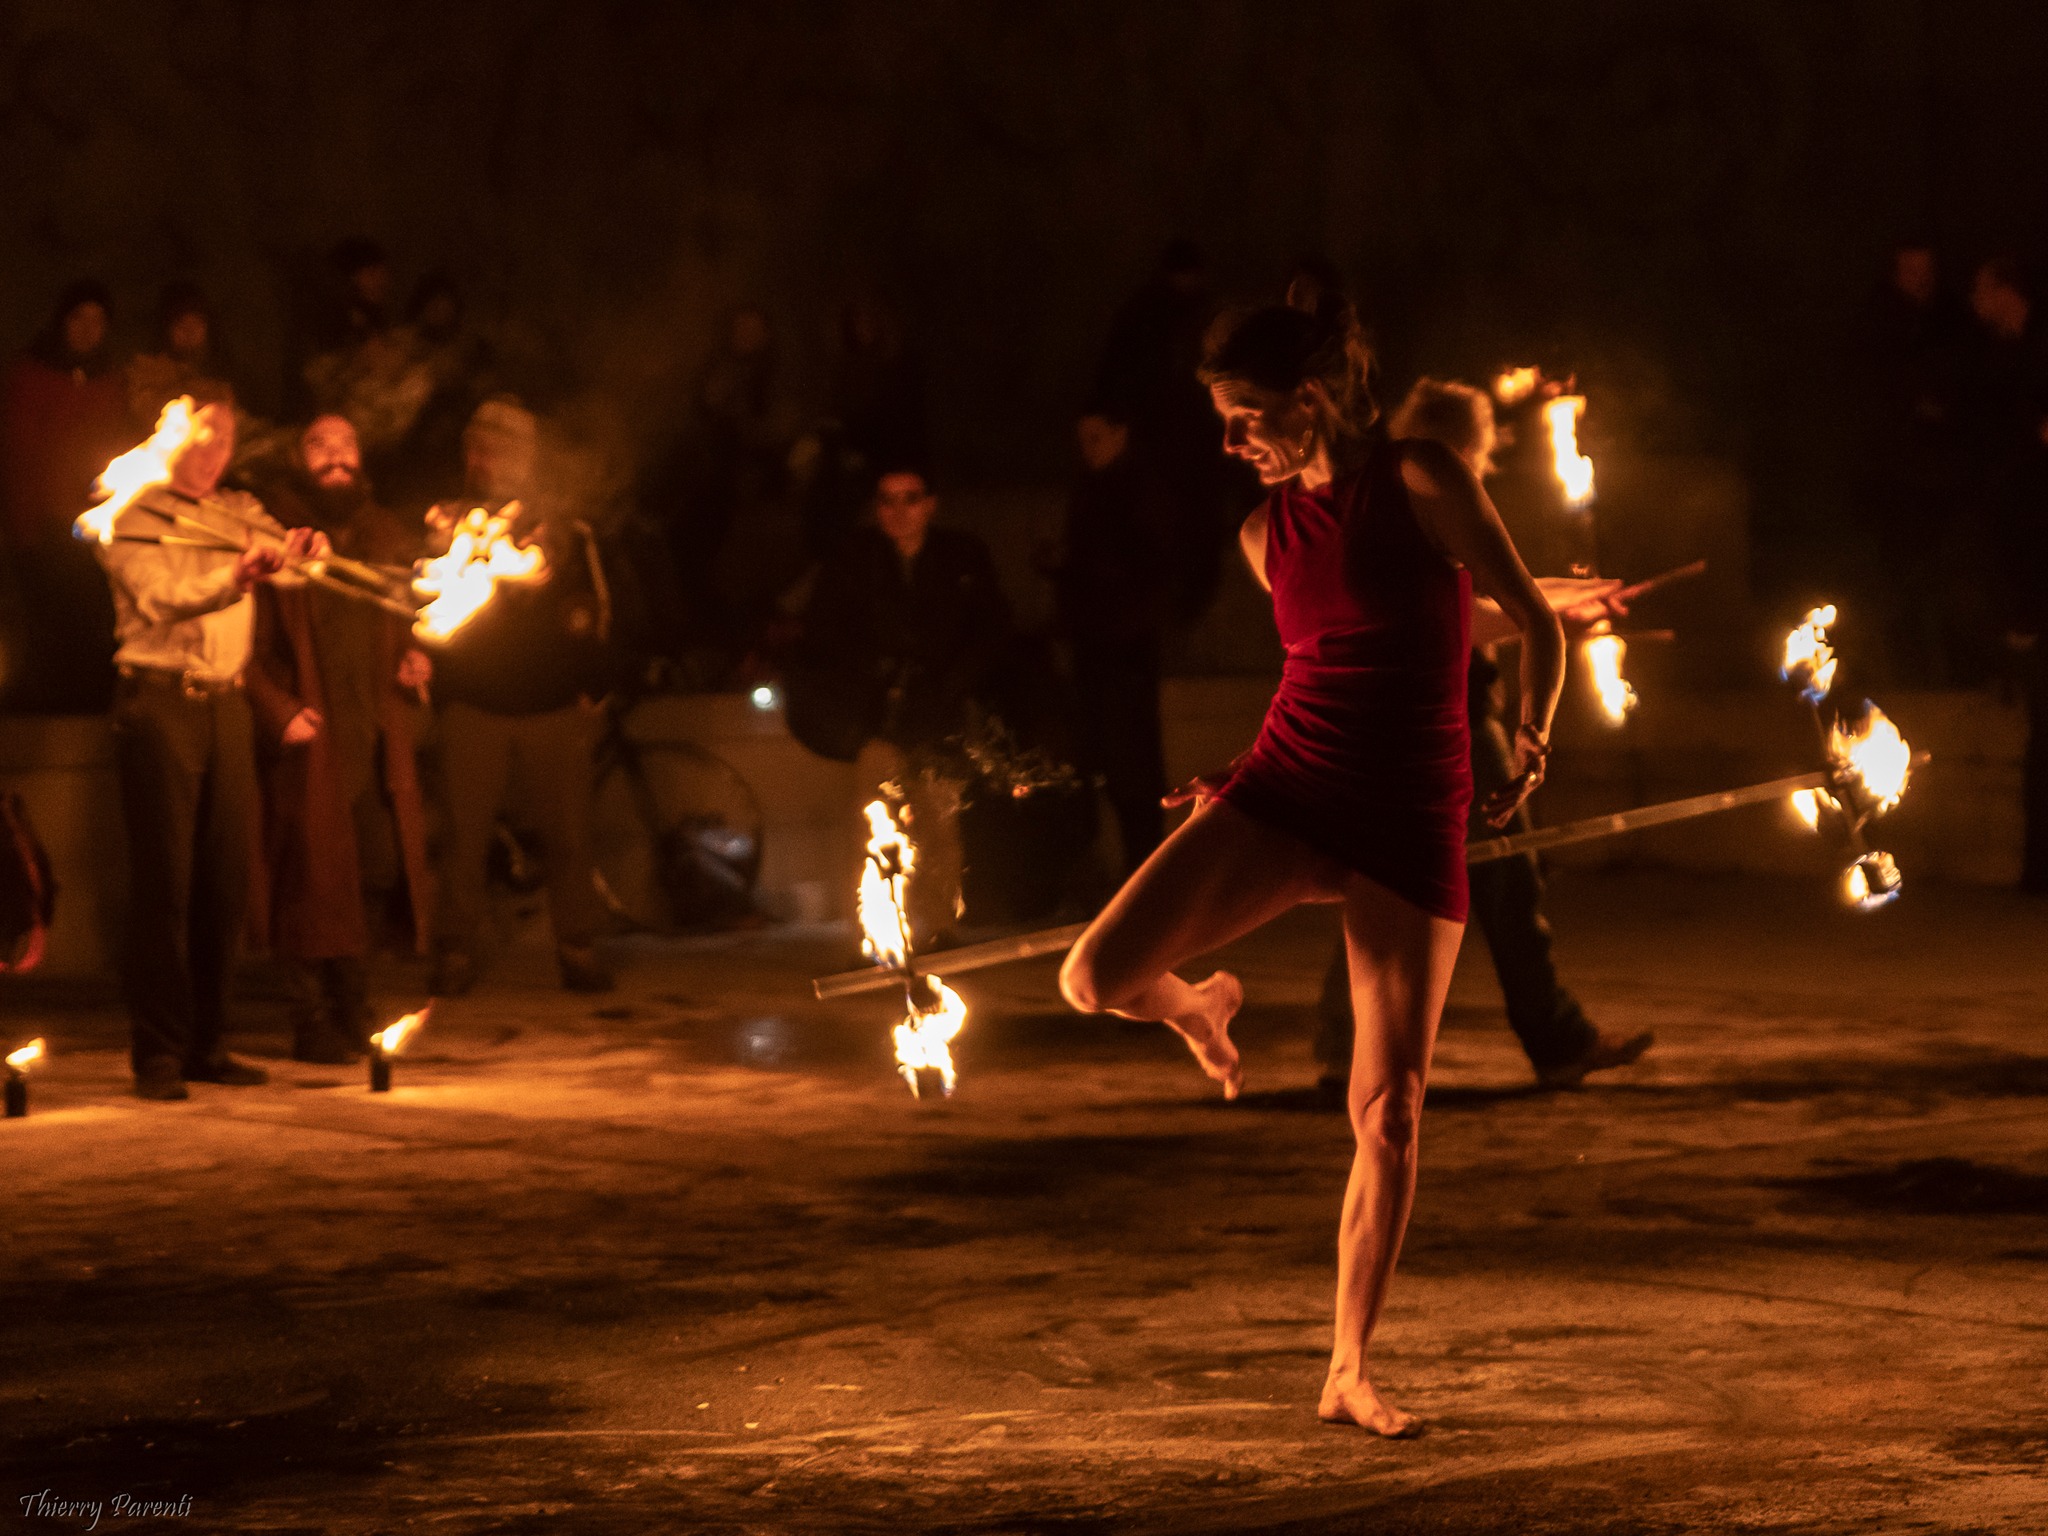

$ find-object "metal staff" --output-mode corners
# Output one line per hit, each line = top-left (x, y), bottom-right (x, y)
(809, 758), (1911, 1001)
(134, 500), (404, 595)
(108, 530), (419, 621)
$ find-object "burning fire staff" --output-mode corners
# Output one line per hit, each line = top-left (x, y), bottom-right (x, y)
(1312, 378), (1653, 1094)
(86, 397), (319, 1100)
(1057, 288), (1568, 1438)
(246, 415), (434, 1063)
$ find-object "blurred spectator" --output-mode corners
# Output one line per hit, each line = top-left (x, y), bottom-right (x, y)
(247, 414), (433, 1062)
(788, 466), (1014, 941)
(1956, 255), (2048, 687)
(126, 282), (237, 430)
(314, 237), (395, 354)
(0, 280), (130, 712)
(643, 305), (792, 668)
(1085, 238), (1244, 624)
(1054, 412), (1174, 875)
(1850, 243), (1963, 681)
(428, 399), (615, 996)
(377, 270), (500, 514)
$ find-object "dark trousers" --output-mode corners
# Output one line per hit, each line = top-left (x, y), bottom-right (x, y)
(111, 675), (257, 1073)
(1314, 707), (1595, 1079)
(434, 701), (603, 954)
(1072, 635), (1166, 875)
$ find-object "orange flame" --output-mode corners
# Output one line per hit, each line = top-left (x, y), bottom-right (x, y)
(894, 978), (967, 1098)
(1781, 605), (1838, 703)
(1830, 703), (1911, 816)
(1543, 395), (1595, 507)
(6, 1037), (45, 1072)
(412, 504), (546, 642)
(370, 1004), (431, 1056)
(1493, 366), (1541, 406)
(1787, 786), (1842, 832)
(75, 397), (199, 544)
(1843, 851), (1901, 911)
(857, 799), (915, 971)
(1582, 630), (1635, 723)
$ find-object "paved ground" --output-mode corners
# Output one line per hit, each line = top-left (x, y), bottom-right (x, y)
(3, 869), (2046, 1535)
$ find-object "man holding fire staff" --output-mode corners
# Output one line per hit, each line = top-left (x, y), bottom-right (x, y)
(90, 393), (319, 1100)
(427, 398), (615, 997)
(246, 414), (434, 1064)
(1311, 377), (1654, 1095)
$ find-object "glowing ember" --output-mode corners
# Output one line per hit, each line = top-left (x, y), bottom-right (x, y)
(1831, 703), (1912, 815)
(894, 977), (967, 1098)
(6, 1037), (45, 1072)
(1787, 786), (1841, 832)
(370, 1005), (431, 1056)
(857, 798), (916, 970)
(1493, 366), (1541, 405)
(1843, 851), (1902, 911)
(1781, 605), (1838, 703)
(1543, 394), (1595, 508)
(75, 397), (198, 544)
(412, 504), (546, 642)
(1583, 631), (1636, 723)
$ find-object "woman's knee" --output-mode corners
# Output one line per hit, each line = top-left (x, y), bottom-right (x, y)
(1350, 1072), (1426, 1151)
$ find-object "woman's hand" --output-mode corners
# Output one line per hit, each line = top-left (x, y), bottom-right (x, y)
(1538, 575), (1628, 629)
(1162, 761), (1240, 810)
(1478, 723), (1549, 829)
(282, 706), (324, 746)
(285, 526), (330, 563)
(396, 648), (432, 693)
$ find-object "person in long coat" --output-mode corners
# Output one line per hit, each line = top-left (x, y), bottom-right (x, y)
(245, 414), (432, 1062)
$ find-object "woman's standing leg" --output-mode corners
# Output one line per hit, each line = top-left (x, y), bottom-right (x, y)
(1061, 800), (1339, 1095)
(1321, 875), (1464, 1436)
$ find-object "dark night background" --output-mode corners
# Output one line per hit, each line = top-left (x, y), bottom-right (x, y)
(3, 1), (2045, 589)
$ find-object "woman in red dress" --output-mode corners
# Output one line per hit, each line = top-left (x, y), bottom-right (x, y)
(1059, 289), (1566, 1437)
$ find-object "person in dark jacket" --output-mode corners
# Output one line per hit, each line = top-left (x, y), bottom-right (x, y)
(1055, 411), (1175, 875)
(1, 280), (131, 712)
(427, 399), (614, 995)
(794, 465), (1014, 940)
(246, 414), (433, 1062)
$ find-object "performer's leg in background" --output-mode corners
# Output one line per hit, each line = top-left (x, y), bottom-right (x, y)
(517, 705), (608, 977)
(1323, 875), (1463, 1438)
(433, 702), (515, 979)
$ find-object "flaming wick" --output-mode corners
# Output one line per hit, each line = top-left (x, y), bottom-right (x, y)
(368, 1005), (430, 1093)
(1582, 629), (1636, 724)
(857, 797), (966, 1098)
(5, 1037), (44, 1118)
(1544, 395), (1595, 509)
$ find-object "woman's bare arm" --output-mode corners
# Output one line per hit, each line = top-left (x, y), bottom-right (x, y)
(1239, 506), (1270, 592)
(1400, 439), (1566, 824)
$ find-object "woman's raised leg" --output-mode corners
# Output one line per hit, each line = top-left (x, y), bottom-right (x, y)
(1320, 875), (1464, 1437)
(1060, 800), (1338, 1096)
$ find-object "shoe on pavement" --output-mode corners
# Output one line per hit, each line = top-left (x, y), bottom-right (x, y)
(134, 1056), (189, 1102)
(1536, 1028), (1654, 1090)
(185, 1055), (270, 1087)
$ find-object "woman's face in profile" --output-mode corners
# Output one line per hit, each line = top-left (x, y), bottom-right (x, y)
(1211, 380), (1315, 486)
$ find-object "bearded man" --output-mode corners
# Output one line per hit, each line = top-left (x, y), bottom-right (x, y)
(245, 414), (433, 1062)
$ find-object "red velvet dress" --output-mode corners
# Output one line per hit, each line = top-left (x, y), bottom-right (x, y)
(1219, 443), (1473, 922)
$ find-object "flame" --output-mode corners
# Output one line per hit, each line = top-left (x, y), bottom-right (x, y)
(1843, 851), (1902, 911)
(1830, 703), (1911, 815)
(411, 504), (546, 642)
(1582, 631), (1636, 723)
(370, 1004), (431, 1056)
(1781, 605), (1838, 703)
(1787, 786), (1842, 831)
(75, 397), (198, 544)
(893, 977), (967, 1098)
(1543, 394), (1595, 507)
(857, 798), (915, 971)
(1493, 366), (1541, 405)
(6, 1037), (45, 1072)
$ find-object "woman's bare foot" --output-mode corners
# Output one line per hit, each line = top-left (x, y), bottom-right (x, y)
(1165, 970), (1244, 1099)
(1319, 1369), (1424, 1438)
